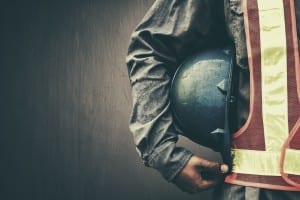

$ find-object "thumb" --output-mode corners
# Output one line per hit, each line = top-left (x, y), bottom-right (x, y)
(220, 164), (229, 173)
(194, 156), (229, 174)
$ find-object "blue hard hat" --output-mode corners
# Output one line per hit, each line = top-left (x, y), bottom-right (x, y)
(170, 47), (236, 167)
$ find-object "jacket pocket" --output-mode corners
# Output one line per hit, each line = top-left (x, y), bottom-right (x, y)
(229, 0), (243, 15)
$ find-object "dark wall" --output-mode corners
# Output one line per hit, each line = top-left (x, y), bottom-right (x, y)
(0, 1), (220, 200)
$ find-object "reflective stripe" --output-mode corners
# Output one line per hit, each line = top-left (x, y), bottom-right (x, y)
(232, 149), (281, 176)
(232, 149), (300, 176)
(257, 0), (289, 151)
(284, 149), (300, 175)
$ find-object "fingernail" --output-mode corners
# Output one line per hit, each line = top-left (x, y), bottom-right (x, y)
(220, 164), (229, 173)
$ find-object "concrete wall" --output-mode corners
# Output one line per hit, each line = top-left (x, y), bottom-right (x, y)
(0, 1), (220, 199)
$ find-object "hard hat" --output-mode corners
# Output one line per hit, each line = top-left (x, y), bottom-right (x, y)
(170, 47), (236, 167)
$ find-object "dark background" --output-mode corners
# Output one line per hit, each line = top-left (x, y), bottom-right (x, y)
(0, 1), (220, 199)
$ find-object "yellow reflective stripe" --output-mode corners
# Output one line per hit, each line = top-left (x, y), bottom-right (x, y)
(232, 149), (281, 176)
(257, 0), (289, 151)
(233, 149), (300, 176)
(284, 149), (300, 175)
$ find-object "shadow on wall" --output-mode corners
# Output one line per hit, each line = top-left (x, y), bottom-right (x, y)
(0, 1), (220, 200)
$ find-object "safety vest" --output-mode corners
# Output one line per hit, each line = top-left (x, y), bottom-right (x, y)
(225, 0), (300, 191)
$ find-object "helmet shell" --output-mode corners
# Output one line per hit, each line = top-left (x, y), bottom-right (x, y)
(170, 48), (234, 150)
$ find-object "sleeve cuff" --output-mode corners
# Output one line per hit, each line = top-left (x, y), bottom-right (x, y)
(146, 142), (193, 182)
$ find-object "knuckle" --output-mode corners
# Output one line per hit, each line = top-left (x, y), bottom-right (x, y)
(191, 172), (200, 180)
(195, 181), (205, 189)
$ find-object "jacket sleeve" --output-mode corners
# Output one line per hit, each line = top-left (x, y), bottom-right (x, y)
(126, 0), (224, 181)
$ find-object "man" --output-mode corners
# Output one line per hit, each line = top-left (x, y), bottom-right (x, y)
(126, 0), (300, 199)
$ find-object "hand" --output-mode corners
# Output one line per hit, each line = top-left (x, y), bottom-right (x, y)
(172, 155), (228, 194)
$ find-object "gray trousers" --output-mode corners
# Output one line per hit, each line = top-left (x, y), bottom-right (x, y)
(213, 183), (300, 200)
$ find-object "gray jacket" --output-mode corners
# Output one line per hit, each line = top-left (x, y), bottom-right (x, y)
(126, 0), (300, 182)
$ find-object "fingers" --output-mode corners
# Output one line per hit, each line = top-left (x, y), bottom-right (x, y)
(172, 155), (229, 194)
(173, 175), (203, 194)
(177, 180), (215, 194)
(195, 178), (217, 191)
(193, 157), (228, 191)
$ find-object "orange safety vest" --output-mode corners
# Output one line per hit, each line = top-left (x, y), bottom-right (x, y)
(225, 0), (300, 191)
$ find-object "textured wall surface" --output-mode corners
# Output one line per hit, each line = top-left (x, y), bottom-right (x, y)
(0, 1), (220, 199)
